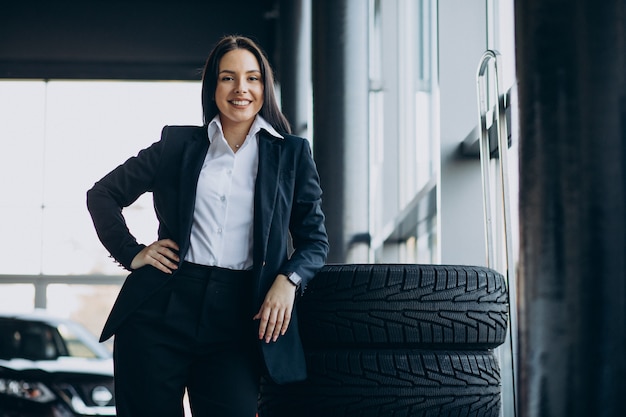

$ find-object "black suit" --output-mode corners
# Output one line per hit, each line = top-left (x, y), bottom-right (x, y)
(87, 125), (328, 388)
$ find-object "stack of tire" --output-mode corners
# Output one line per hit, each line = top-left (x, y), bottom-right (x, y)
(259, 264), (509, 417)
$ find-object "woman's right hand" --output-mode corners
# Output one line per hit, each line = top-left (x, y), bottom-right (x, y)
(130, 239), (180, 274)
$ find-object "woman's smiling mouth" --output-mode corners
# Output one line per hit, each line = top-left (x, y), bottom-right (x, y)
(230, 100), (251, 106)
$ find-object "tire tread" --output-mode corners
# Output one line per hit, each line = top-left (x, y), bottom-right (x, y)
(299, 264), (508, 349)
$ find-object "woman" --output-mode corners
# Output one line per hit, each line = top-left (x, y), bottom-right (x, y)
(87, 35), (328, 417)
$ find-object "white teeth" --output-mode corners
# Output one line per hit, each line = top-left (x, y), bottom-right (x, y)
(231, 100), (249, 106)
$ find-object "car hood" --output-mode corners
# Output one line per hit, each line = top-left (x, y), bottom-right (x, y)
(0, 357), (113, 376)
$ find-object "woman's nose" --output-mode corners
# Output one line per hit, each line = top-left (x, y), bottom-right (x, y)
(235, 80), (247, 94)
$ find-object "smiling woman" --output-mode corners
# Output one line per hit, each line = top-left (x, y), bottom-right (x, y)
(214, 49), (265, 150)
(85, 34), (328, 417)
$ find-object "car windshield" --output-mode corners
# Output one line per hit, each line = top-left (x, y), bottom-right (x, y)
(0, 319), (104, 361)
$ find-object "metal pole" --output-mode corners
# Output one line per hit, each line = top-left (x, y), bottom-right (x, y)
(476, 49), (518, 417)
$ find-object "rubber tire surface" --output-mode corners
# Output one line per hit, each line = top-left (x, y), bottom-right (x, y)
(298, 264), (508, 349)
(259, 349), (502, 417)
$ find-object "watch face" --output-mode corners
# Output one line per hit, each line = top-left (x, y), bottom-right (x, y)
(287, 272), (301, 287)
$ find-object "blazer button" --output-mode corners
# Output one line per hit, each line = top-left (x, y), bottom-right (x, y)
(262, 261), (266, 266)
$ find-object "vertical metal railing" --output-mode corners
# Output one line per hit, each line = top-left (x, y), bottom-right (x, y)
(476, 49), (518, 417)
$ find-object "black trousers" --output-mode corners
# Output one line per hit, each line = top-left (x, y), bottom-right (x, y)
(113, 262), (261, 417)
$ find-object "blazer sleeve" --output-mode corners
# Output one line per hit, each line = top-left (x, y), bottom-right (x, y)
(280, 139), (329, 292)
(86, 131), (166, 270)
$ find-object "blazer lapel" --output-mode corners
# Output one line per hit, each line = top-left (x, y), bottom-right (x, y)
(254, 130), (282, 265)
(178, 128), (210, 259)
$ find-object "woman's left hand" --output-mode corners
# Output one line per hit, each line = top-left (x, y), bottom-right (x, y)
(253, 274), (297, 343)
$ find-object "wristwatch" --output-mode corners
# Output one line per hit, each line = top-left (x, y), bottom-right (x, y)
(285, 272), (301, 289)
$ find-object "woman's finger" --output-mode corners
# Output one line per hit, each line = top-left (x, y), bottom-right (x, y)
(264, 307), (279, 343)
(271, 309), (286, 342)
(131, 239), (180, 272)
(280, 309), (292, 336)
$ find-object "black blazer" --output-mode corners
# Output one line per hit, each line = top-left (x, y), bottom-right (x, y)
(87, 125), (328, 384)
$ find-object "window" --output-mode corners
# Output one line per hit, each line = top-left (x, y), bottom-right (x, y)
(368, 0), (439, 263)
(0, 80), (201, 276)
(0, 80), (201, 338)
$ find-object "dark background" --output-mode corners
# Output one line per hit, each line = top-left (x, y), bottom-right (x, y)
(0, 0), (278, 80)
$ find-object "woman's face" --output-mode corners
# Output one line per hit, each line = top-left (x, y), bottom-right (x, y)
(215, 48), (264, 130)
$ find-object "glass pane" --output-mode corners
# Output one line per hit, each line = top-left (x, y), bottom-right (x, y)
(44, 81), (200, 274)
(0, 285), (35, 313)
(415, 91), (432, 190)
(42, 81), (201, 207)
(47, 283), (120, 346)
(0, 80), (201, 275)
(0, 81), (46, 207)
(0, 208), (43, 274)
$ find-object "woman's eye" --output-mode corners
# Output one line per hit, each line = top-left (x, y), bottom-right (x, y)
(221, 76), (234, 81)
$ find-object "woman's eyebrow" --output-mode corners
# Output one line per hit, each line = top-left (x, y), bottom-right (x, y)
(218, 69), (261, 74)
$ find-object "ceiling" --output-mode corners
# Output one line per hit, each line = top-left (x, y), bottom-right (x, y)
(0, 0), (279, 80)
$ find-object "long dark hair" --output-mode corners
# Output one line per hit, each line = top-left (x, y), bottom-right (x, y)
(201, 35), (292, 134)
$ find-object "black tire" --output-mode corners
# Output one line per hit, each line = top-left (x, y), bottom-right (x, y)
(298, 264), (508, 349)
(259, 349), (502, 417)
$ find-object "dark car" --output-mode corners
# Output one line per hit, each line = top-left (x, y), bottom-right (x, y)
(0, 310), (115, 417)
